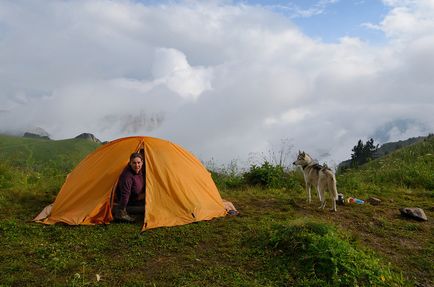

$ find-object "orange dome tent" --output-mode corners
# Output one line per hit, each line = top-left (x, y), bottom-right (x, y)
(34, 136), (227, 231)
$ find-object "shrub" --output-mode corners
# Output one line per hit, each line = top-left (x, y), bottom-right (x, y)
(243, 162), (298, 189)
(206, 159), (247, 190)
(211, 170), (246, 190)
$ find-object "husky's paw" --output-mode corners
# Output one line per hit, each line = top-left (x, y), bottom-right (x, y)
(329, 208), (337, 212)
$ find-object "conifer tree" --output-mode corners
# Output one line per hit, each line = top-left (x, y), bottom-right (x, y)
(351, 138), (378, 167)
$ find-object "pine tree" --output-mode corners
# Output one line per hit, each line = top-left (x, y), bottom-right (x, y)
(351, 138), (378, 167)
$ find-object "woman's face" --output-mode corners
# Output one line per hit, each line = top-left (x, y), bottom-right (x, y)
(130, 157), (143, 174)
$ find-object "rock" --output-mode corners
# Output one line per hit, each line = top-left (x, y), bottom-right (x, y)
(23, 132), (50, 140)
(367, 197), (381, 205)
(75, 133), (101, 143)
(399, 208), (428, 221)
(23, 126), (50, 139)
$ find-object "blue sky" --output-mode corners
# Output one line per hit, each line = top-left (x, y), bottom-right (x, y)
(137, 0), (390, 42)
(241, 0), (390, 43)
(1, 0), (433, 166)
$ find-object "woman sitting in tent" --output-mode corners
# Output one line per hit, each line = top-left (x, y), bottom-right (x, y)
(114, 152), (146, 222)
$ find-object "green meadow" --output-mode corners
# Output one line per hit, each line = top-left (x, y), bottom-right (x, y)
(0, 134), (432, 286)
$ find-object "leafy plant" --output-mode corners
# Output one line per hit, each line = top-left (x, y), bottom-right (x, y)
(243, 161), (298, 189)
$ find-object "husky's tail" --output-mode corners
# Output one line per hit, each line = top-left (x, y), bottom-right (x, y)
(323, 169), (338, 200)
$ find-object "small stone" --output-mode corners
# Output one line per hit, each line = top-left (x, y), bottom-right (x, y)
(367, 197), (381, 205)
(399, 208), (428, 221)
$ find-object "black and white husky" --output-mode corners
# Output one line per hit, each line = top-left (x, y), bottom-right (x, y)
(293, 151), (338, 211)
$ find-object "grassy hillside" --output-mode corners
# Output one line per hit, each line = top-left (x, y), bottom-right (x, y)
(338, 135), (429, 171)
(0, 135), (432, 286)
(0, 135), (100, 221)
(0, 134), (101, 172)
(338, 135), (433, 192)
(0, 134), (100, 179)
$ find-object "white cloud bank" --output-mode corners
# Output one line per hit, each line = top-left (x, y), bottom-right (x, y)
(0, 0), (433, 167)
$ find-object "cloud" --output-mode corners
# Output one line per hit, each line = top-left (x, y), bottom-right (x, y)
(265, 108), (312, 126)
(152, 48), (213, 100)
(380, 0), (434, 41)
(111, 48), (213, 101)
(0, 0), (433, 167)
(373, 119), (429, 142)
(265, 0), (339, 18)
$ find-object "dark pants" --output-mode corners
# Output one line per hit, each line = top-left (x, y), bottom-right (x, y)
(126, 203), (145, 214)
(112, 201), (145, 215)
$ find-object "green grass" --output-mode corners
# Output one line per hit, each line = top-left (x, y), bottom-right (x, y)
(0, 135), (433, 286)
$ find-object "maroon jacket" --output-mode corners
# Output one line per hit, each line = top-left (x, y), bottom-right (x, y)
(116, 165), (145, 209)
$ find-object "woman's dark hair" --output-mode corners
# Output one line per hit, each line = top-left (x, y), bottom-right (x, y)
(130, 152), (144, 162)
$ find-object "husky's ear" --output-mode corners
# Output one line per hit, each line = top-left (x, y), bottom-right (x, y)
(301, 151), (305, 156)
(298, 150), (301, 154)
